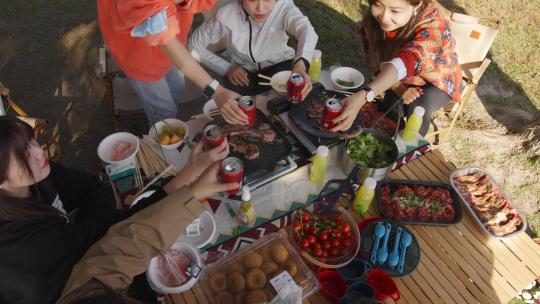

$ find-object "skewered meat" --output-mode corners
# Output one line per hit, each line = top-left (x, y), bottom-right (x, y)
(229, 138), (260, 160)
(220, 120), (281, 160)
(454, 171), (523, 236)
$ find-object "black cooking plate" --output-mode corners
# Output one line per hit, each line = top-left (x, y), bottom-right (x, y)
(205, 109), (292, 178)
(289, 83), (363, 139)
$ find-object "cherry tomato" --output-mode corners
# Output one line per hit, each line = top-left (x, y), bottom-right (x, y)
(309, 226), (319, 235)
(329, 247), (339, 257)
(341, 223), (351, 233)
(339, 247), (348, 257)
(302, 213), (311, 223)
(333, 230), (342, 239)
(319, 232), (328, 242)
(331, 239), (341, 248)
(300, 238), (310, 250)
(310, 241), (321, 250)
(313, 248), (323, 257)
(307, 235), (317, 245)
(303, 223), (311, 232)
(321, 240), (331, 251)
(343, 230), (352, 239)
(334, 214), (344, 223)
(342, 238), (352, 249)
(321, 250), (328, 258)
(292, 221), (301, 231)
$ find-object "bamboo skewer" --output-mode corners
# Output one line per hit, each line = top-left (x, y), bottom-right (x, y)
(190, 109), (221, 119)
(326, 89), (355, 96)
(134, 164), (174, 198)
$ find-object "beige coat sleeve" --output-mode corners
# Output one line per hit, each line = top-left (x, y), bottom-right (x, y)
(57, 186), (203, 304)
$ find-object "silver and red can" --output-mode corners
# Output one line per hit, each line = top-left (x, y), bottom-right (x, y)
(220, 157), (243, 194)
(321, 98), (343, 130)
(287, 73), (305, 104)
(238, 96), (257, 127)
(203, 124), (225, 150)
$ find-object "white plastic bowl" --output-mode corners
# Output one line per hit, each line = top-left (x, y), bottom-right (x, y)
(330, 67), (364, 90)
(148, 118), (189, 150)
(97, 132), (140, 165)
(271, 70), (291, 93)
(147, 242), (202, 294)
(176, 210), (216, 249)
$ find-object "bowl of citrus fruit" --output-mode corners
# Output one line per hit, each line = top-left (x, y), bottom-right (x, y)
(149, 118), (188, 150)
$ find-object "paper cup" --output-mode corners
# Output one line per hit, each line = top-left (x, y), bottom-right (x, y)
(97, 132), (139, 165)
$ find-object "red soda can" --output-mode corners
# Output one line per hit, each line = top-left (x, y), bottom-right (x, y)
(203, 124), (225, 150)
(321, 98), (343, 130)
(220, 157), (243, 194)
(238, 96), (257, 127)
(287, 73), (305, 104)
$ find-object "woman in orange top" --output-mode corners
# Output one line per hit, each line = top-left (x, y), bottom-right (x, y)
(98, 0), (247, 125)
(332, 0), (461, 136)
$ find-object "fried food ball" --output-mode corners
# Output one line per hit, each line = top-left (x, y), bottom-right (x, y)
(209, 271), (227, 292)
(243, 252), (263, 269)
(261, 261), (279, 276)
(228, 272), (246, 293)
(215, 291), (234, 304)
(264, 287), (276, 301)
(234, 291), (246, 304)
(271, 243), (288, 264)
(292, 273), (307, 288)
(246, 289), (268, 304)
(257, 245), (272, 262)
(283, 260), (298, 276)
(227, 262), (245, 274)
(246, 269), (267, 290)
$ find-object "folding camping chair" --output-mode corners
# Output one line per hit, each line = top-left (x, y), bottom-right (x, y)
(427, 12), (501, 143)
(0, 83), (61, 159)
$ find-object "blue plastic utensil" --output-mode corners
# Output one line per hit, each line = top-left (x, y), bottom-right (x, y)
(387, 227), (403, 268)
(370, 223), (386, 264)
(377, 223), (392, 264)
(397, 231), (413, 274)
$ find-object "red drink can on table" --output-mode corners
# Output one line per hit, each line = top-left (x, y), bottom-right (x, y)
(220, 157), (243, 194)
(321, 98), (343, 131)
(287, 73), (305, 104)
(238, 96), (257, 127)
(203, 124), (225, 150)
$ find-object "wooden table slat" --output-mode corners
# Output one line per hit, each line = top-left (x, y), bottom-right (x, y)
(167, 293), (186, 304)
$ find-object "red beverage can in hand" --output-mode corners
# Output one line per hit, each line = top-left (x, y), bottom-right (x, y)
(203, 124), (225, 150)
(321, 98), (343, 130)
(220, 157), (243, 194)
(238, 96), (257, 127)
(287, 73), (305, 104)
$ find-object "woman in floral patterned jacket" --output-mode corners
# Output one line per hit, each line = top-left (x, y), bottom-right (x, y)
(332, 0), (461, 136)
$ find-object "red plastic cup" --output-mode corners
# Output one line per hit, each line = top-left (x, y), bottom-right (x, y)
(317, 270), (348, 302)
(367, 269), (400, 302)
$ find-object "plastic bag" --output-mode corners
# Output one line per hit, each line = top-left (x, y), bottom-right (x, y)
(156, 249), (192, 287)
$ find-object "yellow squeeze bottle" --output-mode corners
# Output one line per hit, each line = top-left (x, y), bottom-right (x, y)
(353, 177), (377, 214)
(309, 145), (329, 184)
(400, 106), (425, 143)
(308, 50), (322, 82)
(238, 186), (255, 225)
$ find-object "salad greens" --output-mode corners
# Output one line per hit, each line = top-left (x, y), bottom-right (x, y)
(346, 133), (393, 168)
(336, 78), (354, 87)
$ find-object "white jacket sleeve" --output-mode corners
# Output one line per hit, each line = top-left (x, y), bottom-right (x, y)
(282, 2), (318, 64)
(188, 14), (232, 76)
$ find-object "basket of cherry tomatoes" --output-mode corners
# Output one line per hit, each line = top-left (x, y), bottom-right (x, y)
(290, 202), (360, 269)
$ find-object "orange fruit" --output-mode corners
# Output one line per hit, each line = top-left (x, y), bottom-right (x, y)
(159, 133), (171, 145)
(170, 134), (183, 144)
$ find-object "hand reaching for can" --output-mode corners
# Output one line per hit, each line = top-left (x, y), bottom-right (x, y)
(213, 86), (248, 125)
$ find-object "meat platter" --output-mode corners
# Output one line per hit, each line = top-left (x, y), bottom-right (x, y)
(376, 179), (462, 226)
(450, 167), (527, 238)
(205, 109), (292, 177)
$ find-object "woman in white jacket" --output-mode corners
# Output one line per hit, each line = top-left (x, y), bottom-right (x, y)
(189, 0), (318, 98)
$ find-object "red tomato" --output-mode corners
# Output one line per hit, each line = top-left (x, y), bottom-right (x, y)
(331, 239), (341, 248)
(310, 241), (321, 250)
(313, 248), (323, 257)
(292, 221), (301, 231)
(307, 235), (317, 245)
(329, 247), (339, 257)
(300, 238), (310, 250)
(334, 214), (344, 223)
(340, 223), (351, 233)
(339, 247), (348, 257)
(342, 238), (352, 249)
(343, 230), (352, 239)
(302, 213), (311, 223)
(333, 230), (342, 239)
(303, 223), (311, 232)
(319, 232), (328, 242)
(321, 250), (328, 258)
(309, 226), (319, 235)
(321, 240), (331, 251)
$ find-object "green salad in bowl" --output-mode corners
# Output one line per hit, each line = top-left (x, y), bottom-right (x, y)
(346, 133), (393, 168)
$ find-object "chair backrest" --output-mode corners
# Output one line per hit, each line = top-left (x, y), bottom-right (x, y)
(450, 13), (500, 80)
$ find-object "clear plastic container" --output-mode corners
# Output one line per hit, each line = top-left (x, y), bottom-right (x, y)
(197, 232), (319, 303)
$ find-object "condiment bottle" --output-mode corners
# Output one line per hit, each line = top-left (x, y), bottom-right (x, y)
(400, 106), (425, 143)
(238, 186), (255, 225)
(308, 50), (322, 82)
(353, 177), (377, 214)
(309, 145), (329, 184)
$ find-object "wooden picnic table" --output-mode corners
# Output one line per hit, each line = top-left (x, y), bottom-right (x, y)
(167, 150), (540, 304)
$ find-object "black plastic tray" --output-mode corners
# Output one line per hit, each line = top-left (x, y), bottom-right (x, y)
(375, 179), (463, 226)
(205, 109), (292, 178)
(359, 220), (420, 277)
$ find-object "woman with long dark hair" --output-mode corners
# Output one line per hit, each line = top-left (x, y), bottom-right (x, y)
(332, 0), (461, 136)
(0, 116), (233, 303)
